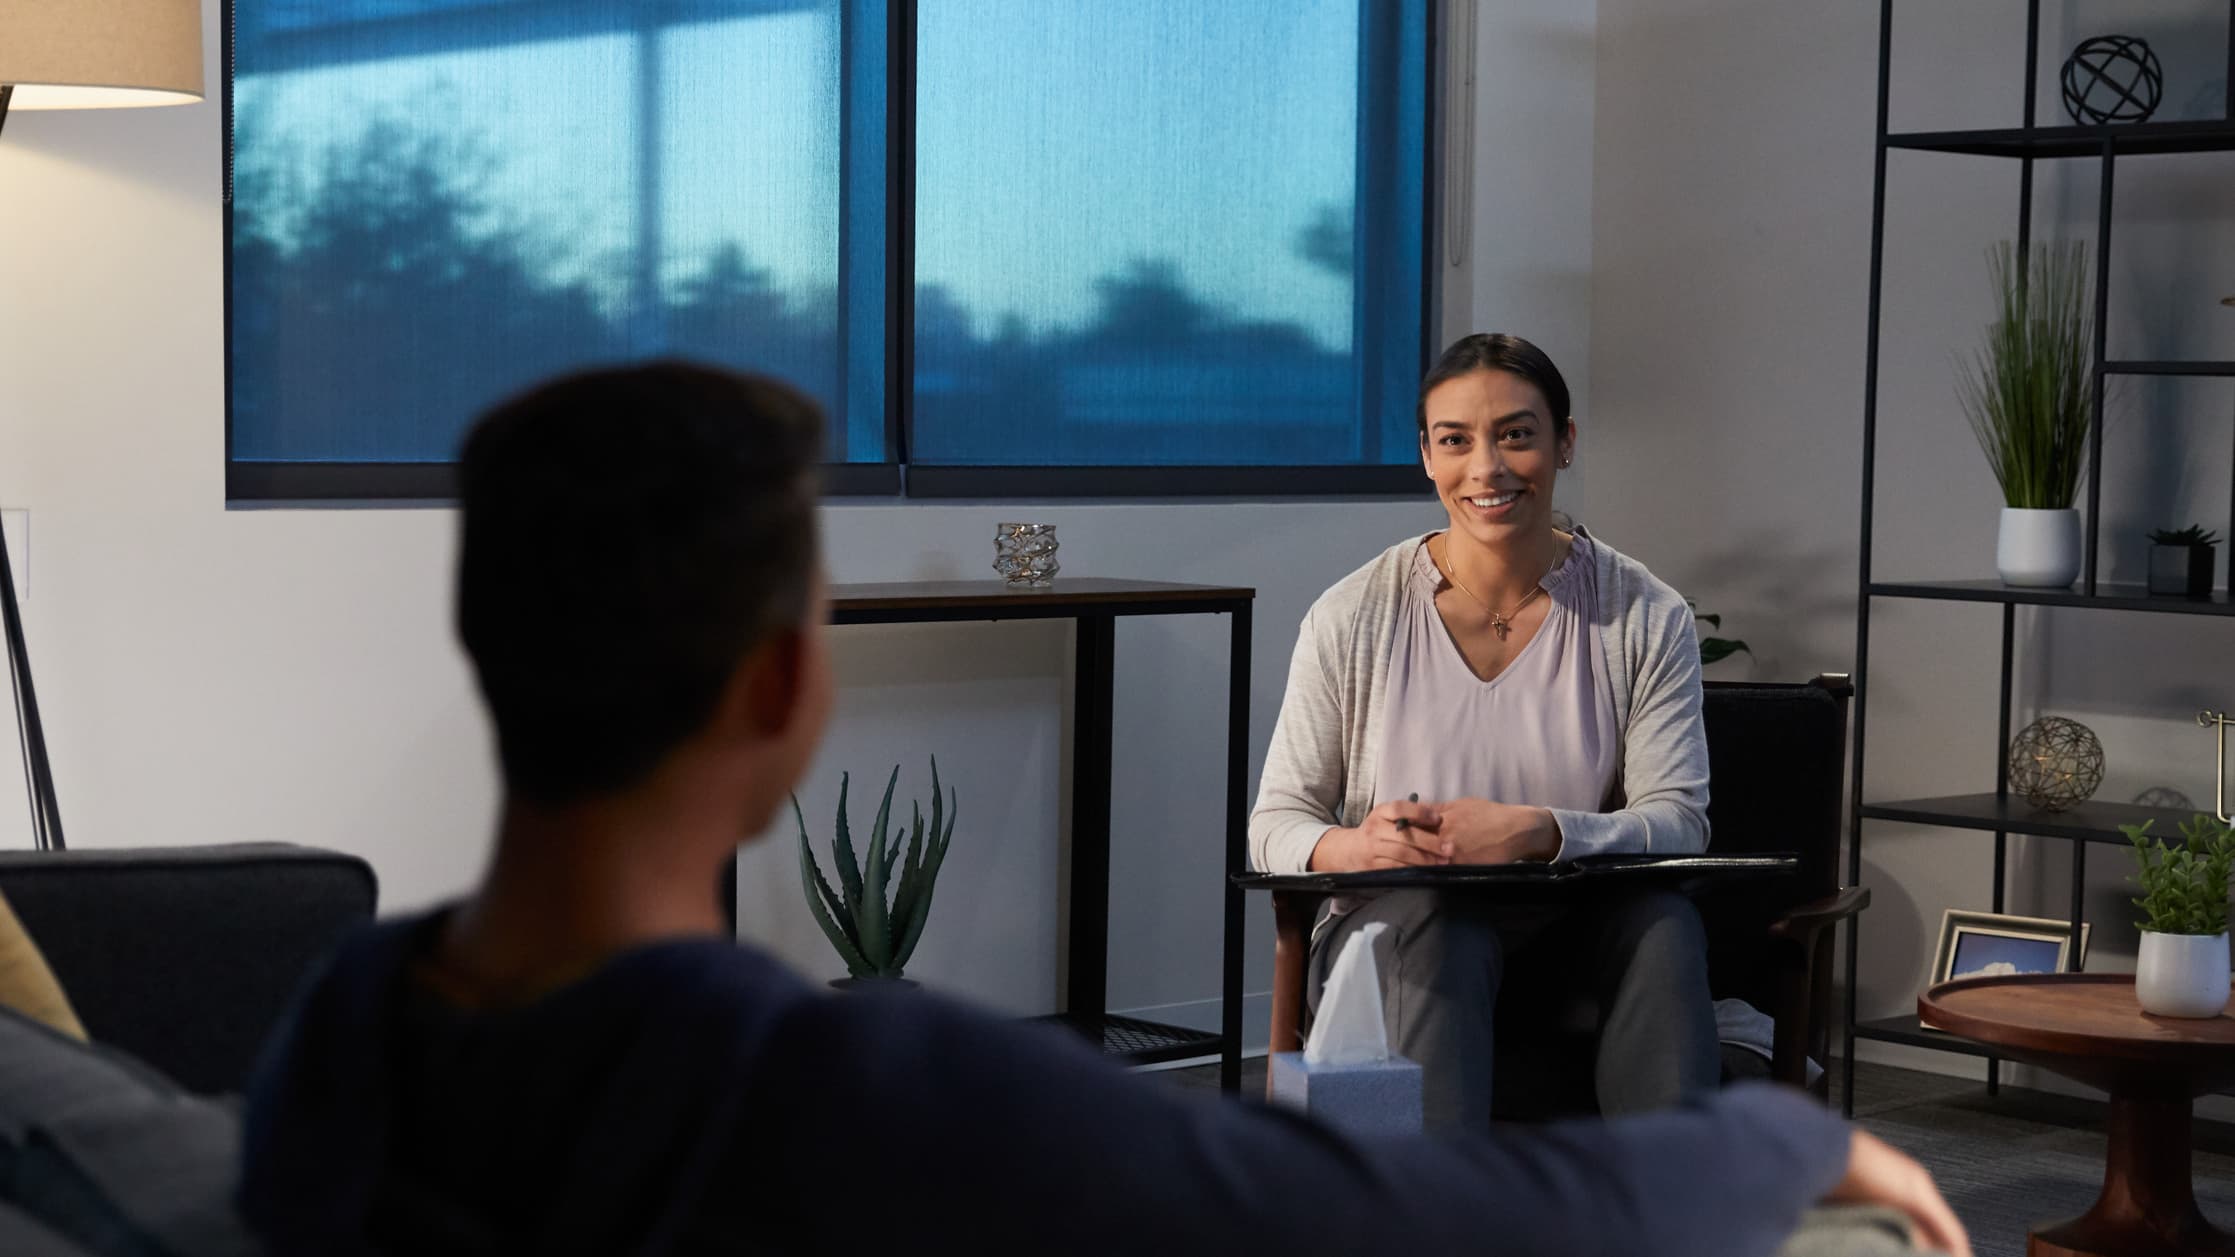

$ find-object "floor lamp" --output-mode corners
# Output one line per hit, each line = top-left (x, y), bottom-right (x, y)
(0, 1), (203, 850)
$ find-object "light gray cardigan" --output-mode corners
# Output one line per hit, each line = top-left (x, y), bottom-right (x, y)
(1248, 531), (1710, 874)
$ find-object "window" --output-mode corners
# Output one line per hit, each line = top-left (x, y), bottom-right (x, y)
(225, 1), (1430, 501)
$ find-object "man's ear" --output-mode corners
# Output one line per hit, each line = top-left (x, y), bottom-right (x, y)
(719, 627), (808, 742)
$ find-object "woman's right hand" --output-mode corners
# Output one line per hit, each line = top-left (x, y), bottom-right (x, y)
(1308, 799), (1449, 872)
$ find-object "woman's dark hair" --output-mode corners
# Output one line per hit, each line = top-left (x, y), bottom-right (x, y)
(455, 361), (824, 804)
(1416, 333), (1574, 441)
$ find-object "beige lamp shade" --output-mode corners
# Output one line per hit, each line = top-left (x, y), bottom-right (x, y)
(0, 0), (203, 109)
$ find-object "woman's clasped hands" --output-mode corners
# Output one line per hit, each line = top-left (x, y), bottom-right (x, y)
(1311, 797), (1561, 872)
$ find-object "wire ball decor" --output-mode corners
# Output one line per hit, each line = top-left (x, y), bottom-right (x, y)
(2060, 35), (2163, 125)
(2008, 716), (2105, 812)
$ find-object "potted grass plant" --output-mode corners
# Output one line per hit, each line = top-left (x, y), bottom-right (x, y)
(2145, 525), (2218, 599)
(795, 759), (958, 986)
(1958, 241), (2094, 588)
(2119, 814), (2234, 1018)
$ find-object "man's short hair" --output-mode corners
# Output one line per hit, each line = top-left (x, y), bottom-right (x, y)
(455, 361), (824, 804)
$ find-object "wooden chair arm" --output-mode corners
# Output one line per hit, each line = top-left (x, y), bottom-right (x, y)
(1767, 885), (1870, 946)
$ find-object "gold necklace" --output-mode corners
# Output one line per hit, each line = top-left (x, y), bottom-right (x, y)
(1435, 537), (1551, 640)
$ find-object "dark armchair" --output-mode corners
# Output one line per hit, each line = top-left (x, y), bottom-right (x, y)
(1259, 673), (1864, 1111)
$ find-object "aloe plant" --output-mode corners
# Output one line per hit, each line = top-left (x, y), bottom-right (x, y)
(2120, 814), (2235, 936)
(795, 759), (958, 979)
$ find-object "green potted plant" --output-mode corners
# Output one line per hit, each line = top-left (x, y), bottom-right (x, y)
(1685, 599), (1751, 667)
(2145, 525), (2218, 599)
(2119, 814), (2234, 1018)
(795, 759), (958, 986)
(1957, 240), (2094, 588)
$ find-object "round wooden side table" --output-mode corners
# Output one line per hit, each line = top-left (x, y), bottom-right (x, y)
(1919, 973), (2235, 1257)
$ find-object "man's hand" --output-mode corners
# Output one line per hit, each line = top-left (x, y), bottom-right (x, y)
(1432, 798), (1560, 865)
(1308, 798), (1447, 872)
(1826, 1130), (1971, 1257)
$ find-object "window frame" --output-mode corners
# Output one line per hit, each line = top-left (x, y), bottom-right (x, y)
(221, 0), (1443, 505)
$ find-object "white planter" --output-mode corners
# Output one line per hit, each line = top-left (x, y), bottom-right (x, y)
(1997, 507), (2082, 588)
(2136, 930), (2231, 1019)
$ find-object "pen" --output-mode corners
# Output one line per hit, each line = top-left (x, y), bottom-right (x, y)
(1394, 792), (1419, 831)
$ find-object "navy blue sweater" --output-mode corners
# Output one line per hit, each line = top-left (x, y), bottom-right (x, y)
(240, 912), (1851, 1256)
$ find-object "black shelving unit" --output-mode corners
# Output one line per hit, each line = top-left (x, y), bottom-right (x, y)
(1845, 1), (2235, 1116)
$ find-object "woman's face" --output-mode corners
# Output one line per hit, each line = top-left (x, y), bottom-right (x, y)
(1419, 369), (1575, 549)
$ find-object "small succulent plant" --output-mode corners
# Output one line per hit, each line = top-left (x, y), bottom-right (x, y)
(2148, 525), (2220, 547)
(795, 759), (958, 980)
(2121, 814), (2235, 936)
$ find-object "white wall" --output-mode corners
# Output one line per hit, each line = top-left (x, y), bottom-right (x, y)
(1588, 0), (2234, 1100)
(0, 0), (1599, 1036)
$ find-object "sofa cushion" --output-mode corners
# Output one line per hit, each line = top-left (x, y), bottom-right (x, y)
(0, 889), (85, 1040)
(0, 844), (375, 1094)
(0, 1005), (256, 1257)
(0, 1198), (94, 1257)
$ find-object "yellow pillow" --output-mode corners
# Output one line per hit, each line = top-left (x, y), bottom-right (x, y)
(0, 888), (85, 1040)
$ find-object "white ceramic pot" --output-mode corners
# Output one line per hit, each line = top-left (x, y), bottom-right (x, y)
(2136, 930), (2231, 1018)
(1997, 507), (2082, 588)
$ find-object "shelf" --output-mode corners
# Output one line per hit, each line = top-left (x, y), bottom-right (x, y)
(2103, 360), (2235, 378)
(1868, 580), (2235, 615)
(1854, 1015), (2000, 1057)
(1036, 1012), (1225, 1067)
(1886, 118), (2235, 159)
(1859, 793), (2208, 845)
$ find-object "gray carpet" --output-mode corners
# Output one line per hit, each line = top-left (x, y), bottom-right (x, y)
(1166, 1058), (2235, 1257)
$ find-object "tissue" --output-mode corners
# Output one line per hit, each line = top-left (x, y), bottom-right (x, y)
(1268, 923), (1423, 1136)
(1304, 922), (1393, 1065)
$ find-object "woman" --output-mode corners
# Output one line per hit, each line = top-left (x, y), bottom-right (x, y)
(1250, 333), (1717, 1131)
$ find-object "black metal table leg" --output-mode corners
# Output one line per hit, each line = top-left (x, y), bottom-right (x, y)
(1069, 614), (1116, 1020)
(1220, 603), (1252, 1092)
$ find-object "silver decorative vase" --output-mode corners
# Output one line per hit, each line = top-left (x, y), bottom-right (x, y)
(993, 522), (1059, 588)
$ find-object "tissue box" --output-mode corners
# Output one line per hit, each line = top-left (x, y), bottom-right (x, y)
(1267, 1052), (1423, 1137)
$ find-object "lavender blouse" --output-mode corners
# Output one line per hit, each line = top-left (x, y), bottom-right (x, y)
(1371, 533), (1621, 836)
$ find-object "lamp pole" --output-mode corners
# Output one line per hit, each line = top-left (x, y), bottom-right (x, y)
(0, 0), (204, 848)
(0, 82), (64, 850)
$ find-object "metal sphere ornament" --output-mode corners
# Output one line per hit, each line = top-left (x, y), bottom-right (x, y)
(2060, 35), (2163, 125)
(2007, 716), (2105, 812)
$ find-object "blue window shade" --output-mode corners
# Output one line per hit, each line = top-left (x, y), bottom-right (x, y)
(908, 0), (1427, 470)
(224, 1), (1428, 499)
(227, 0), (876, 471)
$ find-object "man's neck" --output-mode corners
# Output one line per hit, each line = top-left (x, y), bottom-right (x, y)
(439, 780), (744, 1003)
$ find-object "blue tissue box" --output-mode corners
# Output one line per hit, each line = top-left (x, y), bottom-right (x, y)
(1267, 1051), (1423, 1137)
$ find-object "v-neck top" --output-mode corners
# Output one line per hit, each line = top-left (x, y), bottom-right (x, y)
(1371, 532), (1620, 819)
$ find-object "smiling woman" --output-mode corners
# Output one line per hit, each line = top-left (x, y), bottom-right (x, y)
(1249, 332), (1720, 1130)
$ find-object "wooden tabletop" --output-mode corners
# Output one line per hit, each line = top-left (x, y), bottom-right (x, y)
(830, 578), (1254, 615)
(1920, 973), (2235, 1066)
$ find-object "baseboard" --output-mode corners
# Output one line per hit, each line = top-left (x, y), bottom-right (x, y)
(1112, 990), (1274, 1059)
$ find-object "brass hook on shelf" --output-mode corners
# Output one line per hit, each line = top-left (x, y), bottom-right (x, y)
(2202, 710), (2233, 823)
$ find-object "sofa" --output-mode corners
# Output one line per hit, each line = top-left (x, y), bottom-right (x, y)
(0, 844), (377, 1256)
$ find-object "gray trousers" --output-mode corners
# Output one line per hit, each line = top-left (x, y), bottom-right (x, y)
(1307, 886), (1720, 1130)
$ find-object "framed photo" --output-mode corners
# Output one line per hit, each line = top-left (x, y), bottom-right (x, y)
(1932, 909), (2090, 984)
(1923, 910), (2090, 1029)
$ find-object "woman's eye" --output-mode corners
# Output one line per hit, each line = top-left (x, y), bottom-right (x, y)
(1501, 428), (1533, 443)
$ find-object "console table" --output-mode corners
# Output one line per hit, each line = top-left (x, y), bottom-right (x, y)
(826, 579), (1254, 1091)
